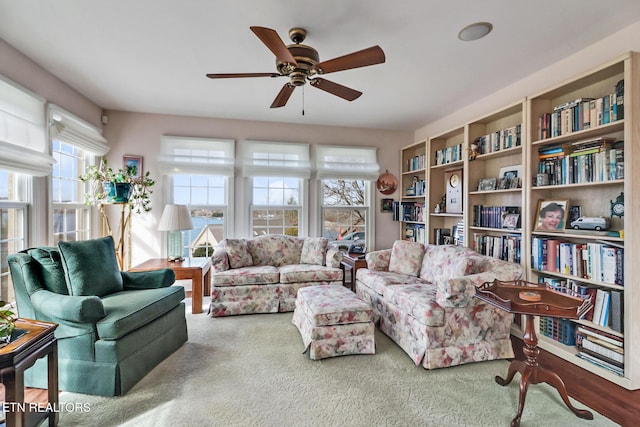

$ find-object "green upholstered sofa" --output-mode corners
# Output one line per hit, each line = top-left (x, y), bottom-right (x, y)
(7, 236), (188, 396)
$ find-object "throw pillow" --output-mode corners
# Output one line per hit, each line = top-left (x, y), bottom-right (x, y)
(58, 236), (123, 297)
(300, 237), (328, 265)
(26, 247), (69, 295)
(224, 238), (253, 269)
(388, 240), (425, 277)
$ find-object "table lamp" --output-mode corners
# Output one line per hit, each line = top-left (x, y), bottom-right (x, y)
(158, 204), (193, 261)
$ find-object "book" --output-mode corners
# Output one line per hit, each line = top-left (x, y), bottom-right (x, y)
(592, 289), (606, 326)
(577, 325), (623, 348)
(576, 351), (624, 376)
(610, 290), (623, 333)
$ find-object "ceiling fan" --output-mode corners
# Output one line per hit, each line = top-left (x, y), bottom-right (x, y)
(206, 26), (385, 108)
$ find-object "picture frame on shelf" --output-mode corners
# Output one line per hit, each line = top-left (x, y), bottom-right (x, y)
(535, 200), (569, 231)
(478, 177), (497, 192)
(497, 178), (509, 190)
(498, 165), (523, 188)
(381, 198), (394, 212)
(123, 155), (143, 178)
(502, 213), (520, 229)
(568, 205), (582, 225)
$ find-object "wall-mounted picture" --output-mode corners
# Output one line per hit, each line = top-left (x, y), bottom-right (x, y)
(381, 198), (394, 212)
(477, 177), (497, 191)
(535, 200), (569, 231)
(123, 155), (143, 178)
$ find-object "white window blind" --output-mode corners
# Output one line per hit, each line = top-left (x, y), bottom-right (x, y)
(49, 104), (109, 155)
(159, 136), (235, 176)
(0, 75), (53, 176)
(242, 140), (310, 178)
(316, 145), (379, 180)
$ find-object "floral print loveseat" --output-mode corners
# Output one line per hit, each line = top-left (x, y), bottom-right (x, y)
(355, 240), (523, 369)
(209, 235), (343, 317)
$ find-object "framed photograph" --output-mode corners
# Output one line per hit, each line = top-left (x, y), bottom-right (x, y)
(123, 155), (143, 178)
(499, 165), (523, 188)
(497, 178), (509, 190)
(502, 213), (520, 229)
(381, 198), (394, 212)
(568, 205), (582, 225)
(477, 177), (497, 191)
(535, 200), (569, 231)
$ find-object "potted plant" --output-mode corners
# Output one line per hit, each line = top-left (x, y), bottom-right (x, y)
(80, 160), (155, 213)
(0, 301), (16, 344)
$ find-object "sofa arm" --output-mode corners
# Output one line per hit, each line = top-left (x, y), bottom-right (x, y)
(211, 244), (230, 272)
(325, 247), (342, 268)
(121, 269), (176, 290)
(436, 261), (525, 308)
(365, 249), (391, 271)
(31, 289), (106, 323)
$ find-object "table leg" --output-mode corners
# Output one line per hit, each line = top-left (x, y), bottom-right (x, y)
(48, 340), (59, 426)
(192, 272), (203, 314)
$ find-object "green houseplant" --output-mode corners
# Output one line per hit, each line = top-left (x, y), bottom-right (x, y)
(0, 301), (16, 344)
(80, 159), (155, 214)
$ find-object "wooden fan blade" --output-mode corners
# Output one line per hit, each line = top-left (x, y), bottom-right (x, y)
(314, 46), (385, 75)
(270, 84), (295, 108)
(206, 72), (281, 79)
(310, 78), (362, 101)
(250, 26), (298, 66)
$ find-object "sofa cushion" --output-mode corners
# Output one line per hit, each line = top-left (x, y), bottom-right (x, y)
(356, 269), (427, 295)
(213, 265), (280, 286)
(248, 235), (303, 267)
(97, 286), (185, 340)
(26, 247), (69, 295)
(223, 239), (253, 269)
(388, 240), (425, 277)
(420, 245), (480, 284)
(384, 284), (445, 327)
(278, 264), (342, 284)
(300, 237), (328, 265)
(58, 236), (123, 297)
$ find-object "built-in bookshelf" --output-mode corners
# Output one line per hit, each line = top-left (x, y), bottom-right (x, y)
(397, 141), (427, 244)
(408, 51), (640, 390)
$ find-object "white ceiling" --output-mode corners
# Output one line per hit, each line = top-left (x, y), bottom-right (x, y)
(2, 1), (640, 131)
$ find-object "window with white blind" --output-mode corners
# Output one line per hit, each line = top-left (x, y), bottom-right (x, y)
(316, 145), (378, 250)
(242, 141), (309, 237)
(49, 104), (110, 244)
(160, 136), (234, 257)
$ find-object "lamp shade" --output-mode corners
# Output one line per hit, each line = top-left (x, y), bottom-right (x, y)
(158, 204), (193, 231)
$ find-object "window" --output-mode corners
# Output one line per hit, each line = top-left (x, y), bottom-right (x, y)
(251, 176), (301, 236)
(0, 170), (27, 301)
(160, 136), (234, 257)
(242, 141), (310, 237)
(316, 145), (378, 249)
(49, 104), (109, 244)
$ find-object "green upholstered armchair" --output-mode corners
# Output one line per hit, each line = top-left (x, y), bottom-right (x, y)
(7, 236), (188, 396)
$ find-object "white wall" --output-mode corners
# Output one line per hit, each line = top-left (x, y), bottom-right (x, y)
(102, 111), (412, 264)
(415, 21), (640, 141)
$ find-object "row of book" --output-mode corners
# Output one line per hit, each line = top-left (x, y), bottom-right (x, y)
(539, 277), (623, 332)
(471, 233), (521, 263)
(473, 124), (522, 154)
(472, 205), (520, 229)
(531, 238), (624, 286)
(576, 324), (624, 377)
(404, 224), (426, 243)
(536, 138), (624, 185)
(405, 154), (426, 172)
(537, 80), (624, 140)
(434, 143), (463, 166)
(391, 201), (425, 223)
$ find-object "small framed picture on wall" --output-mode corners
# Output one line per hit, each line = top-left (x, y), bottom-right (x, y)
(123, 155), (143, 178)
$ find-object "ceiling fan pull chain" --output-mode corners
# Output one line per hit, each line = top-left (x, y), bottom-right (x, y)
(302, 85), (305, 116)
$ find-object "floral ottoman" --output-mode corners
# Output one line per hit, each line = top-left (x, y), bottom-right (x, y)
(292, 285), (375, 360)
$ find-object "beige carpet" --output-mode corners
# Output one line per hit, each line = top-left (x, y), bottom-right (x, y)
(57, 301), (617, 426)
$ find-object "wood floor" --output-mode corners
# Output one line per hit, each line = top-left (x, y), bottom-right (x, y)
(6, 337), (639, 426)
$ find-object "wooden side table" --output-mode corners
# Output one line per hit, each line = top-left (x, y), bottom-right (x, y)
(0, 318), (58, 427)
(340, 253), (367, 291)
(475, 279), (593, 427)
(130, 257), (212, 314)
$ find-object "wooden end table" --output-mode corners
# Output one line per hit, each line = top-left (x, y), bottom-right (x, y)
(0, 318), (58, 427)
(340, 253), (367, 291)
(130, 257), (212, 314)
(475, 279), (593, 427)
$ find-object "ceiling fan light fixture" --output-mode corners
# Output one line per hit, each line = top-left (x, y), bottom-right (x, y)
(458, 22), (493, 41)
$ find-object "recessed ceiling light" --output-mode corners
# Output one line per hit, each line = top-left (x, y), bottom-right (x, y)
(458, 22), (493, 41)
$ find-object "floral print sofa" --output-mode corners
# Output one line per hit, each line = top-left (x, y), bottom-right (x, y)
(209, 235), (343, 317)
(355, 240), (523, 369)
